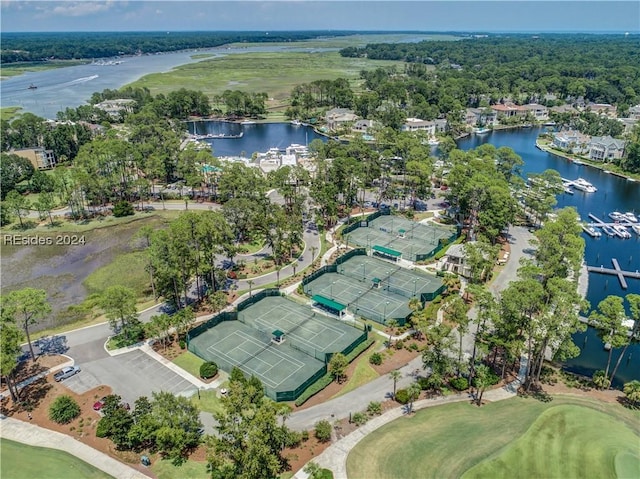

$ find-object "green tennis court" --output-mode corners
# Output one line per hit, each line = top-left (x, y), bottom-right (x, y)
(303, 255), (444, 324)
(189, 320), (325, 393)
(238, 295), (364, 360)
(346, 214), (457, 262)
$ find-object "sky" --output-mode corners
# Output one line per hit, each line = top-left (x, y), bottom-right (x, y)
(1, 1), (638, 33)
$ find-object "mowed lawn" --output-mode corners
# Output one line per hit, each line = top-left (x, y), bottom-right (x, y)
(0, 439), (114, 479)
(346, 397), (640, 479)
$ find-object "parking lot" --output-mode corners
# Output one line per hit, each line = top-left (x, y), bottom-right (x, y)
(60, 349), (197, 404)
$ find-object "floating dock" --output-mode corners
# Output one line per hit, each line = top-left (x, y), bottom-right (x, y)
(586, 258), (640, 290)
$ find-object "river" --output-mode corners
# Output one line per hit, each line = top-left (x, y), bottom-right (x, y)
(0, 44), (335, 119)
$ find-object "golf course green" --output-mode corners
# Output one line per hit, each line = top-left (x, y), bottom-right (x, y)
(0, 438), (114, 479)
(346, 397), (640, 479)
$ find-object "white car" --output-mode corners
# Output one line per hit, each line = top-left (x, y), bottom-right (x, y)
(54, 366), (81, 382)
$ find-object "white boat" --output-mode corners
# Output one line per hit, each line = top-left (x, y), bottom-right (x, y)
(240, 120), (256, 125)
(427, 138), (440, 146)
(564, 186), (574, 195)
(572, 178), (597, 193)
(472, 127), (491, 134)
(622, 212), (638, 223)
(290, 119), (302, 126)
(612, 224), (631, 239)
(609, 211), (625, 222)
(631, 224), (640, 235)
(582, 225), (601, 237)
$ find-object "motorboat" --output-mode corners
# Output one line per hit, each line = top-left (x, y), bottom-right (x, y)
(612, 224), (631, 239)
(472, 127), (491, 134)
(572, 178), (597, 192)
(609, 211), (625, 222)
(564, 186), (574, 195)
(28, 84), (37, 90)
(601, 225), (616, 236)
(631, 224), (640, 235)
(581, 225), (601, 237)
(622, 212), (638, 223)
(290, 119), (302, 126)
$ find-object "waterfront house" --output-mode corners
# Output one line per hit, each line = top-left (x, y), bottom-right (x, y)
(523, 103), (549, 121)
(491, 102), (528, 119)
(12, 147), (57, 170)
(325, 108), (358, 131)
(588, 136), (626, 162)
(552, 130), (590, 154)
(465, 108), (498, 127)
(434, 118), (449, 133)
(402, 118), (436, 135)
(549, 104), (579, 116)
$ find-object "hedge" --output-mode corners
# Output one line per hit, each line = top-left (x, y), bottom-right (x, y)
(200, 361), (218, 379)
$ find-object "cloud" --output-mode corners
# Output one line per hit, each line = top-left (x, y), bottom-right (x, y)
(51, 1), (115, 17)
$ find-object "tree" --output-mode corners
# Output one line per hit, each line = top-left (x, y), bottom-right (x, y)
(592, 370), (611, 390)
(314, 420), (332, 443)
(589, 296), (627, 382)
(406, 382), (421, 413)
(623, 380), (640, 408)
(207, 373), (291, 478)
(386, 319), (399, 347)
(99, 285), (139, 338)
(0, 322), (24, 402)
(329, 352), (348, 383)
(3, 288), (51, 360)
(207, 290), (228, 314)
(443, 295), (469, 376)
(608, 294), (640, 386)
(389, 369), (402, 399)
(35, 192), (56, 226)
(3, 190), (31, 228)
(473, 364), (492, 406)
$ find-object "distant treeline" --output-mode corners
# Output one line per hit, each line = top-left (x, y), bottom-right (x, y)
(0, 30), (361, 64)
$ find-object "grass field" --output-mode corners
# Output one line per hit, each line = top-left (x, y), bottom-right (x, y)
(126, 51), (405, 102)
(83, 250), (152, 298)
(0, 438), (114, 479)
(1, 106), (23, 121)
(1, 60), (88, 79)
(150, 458), (209, 479)
(346, 396), (640, 479)
(331, 337), (382, 398)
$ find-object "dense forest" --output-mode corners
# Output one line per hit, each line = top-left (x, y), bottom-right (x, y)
(341, 35), (640, 107)
(2, 30), (358, 63)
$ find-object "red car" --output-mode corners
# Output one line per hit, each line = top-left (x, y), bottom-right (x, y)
(93, 397), (107, 411)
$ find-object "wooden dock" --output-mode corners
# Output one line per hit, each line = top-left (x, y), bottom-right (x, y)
(586, 258), (640, 289)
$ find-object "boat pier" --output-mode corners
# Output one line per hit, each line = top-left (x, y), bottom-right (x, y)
(586, 258), (640, 290)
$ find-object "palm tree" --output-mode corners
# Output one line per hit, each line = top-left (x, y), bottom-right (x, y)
(386, 319), (399, 347)
(247, 279), (255, 297)
(442, 273), (461, 296)
(389, 370), (402, 400)
(407, 383), (421, 413)
(623, 380), (640, 408)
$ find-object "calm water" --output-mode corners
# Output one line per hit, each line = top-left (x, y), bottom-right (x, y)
(187, 121), (326, 157)
(458, 128), (640, 386)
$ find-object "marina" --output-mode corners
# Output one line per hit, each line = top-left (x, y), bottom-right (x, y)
(586, 258), (640, 290)
(561, 177), (597, 193)
(586, 213), (638, 238)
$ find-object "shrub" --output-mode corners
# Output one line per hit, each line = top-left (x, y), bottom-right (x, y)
(409, 342), (419, 351)
(200, 361), (218, 379)
(394, 388), (409, 404)
(369, 352), (383, 366)
(352, 412), (368, 426)
(49, 395), (80, 424)
(366, 401), (382, 416)
(179, 339), (186, 349)
(301, 430), (309, 442)
(112, 200), (134, 217)
(314, 420), (332, 443)
(395, 340), (404, 350)
(417, 377), (430, 390)
(285, 430), (303, 448)
(449, 377), (469, 391)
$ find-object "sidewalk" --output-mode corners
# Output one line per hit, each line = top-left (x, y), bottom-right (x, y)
(0, 417), (151, 479)
(293, 356), (528, 479)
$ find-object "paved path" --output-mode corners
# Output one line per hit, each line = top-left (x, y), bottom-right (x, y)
(293, 357), (528, 479)
(0, 417), (151, 479)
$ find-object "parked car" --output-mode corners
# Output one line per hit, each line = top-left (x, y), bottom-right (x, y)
(93, 397), (108, 411)
(53, 365), (81, 382)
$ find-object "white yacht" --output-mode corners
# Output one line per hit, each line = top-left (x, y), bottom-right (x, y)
(622, 212), (638, 223)
(609, 211), (625, 222)
(631, 224), (640, 235)
(612, 224), (631, 239)
(581, 225), (601, 237)
(572, 178), (597, 193)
